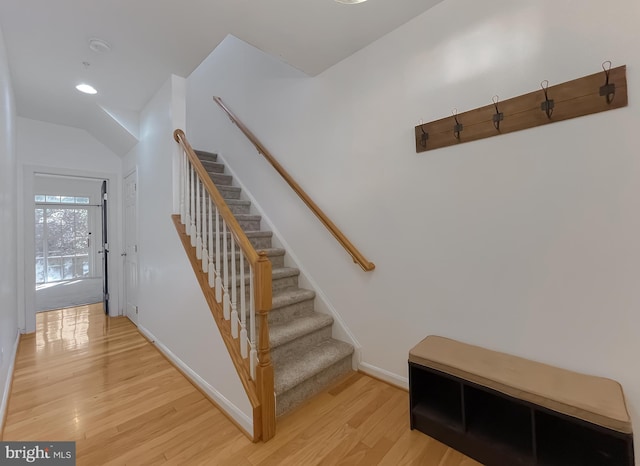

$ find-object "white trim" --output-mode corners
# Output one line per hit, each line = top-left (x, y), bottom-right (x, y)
(359, 361), (408, 390)
(136, 324), (253, 436)
(0, 330), (21, 433)
(214, 150), (363, 369)
(123, 168), (139, 325)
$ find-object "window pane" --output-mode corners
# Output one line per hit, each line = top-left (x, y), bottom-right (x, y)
(38, 205), (92, 283)
(75, 256), (90, 277)
(45, 195), (61, 203)
(47, 257), (62, 282)
(63, 257), (74, 280)
(76, 197), (90, 204)
(61, 196), (75, 203)
(35, 257), (45, 284)
(35, 195), (46, 203)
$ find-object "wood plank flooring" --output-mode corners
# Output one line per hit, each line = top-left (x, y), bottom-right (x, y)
(2, 304), (481, 465)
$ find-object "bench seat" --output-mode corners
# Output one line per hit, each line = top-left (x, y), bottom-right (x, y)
(409, 335), (631, 434)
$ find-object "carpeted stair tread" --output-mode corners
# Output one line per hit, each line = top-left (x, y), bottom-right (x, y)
(243, 230), (272, 239)
(274, 339), (354, 395)
(231, 214), (261, 222)
(272, 288), (315, 310)
(204, 162), (225, 174)
(225, 199), (251, 208)
(269, 313), (333, 349)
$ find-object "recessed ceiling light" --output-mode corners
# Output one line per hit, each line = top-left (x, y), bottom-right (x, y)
(89, 38), (111, 54)
(335, 0), (368, 3)
(76, 83), (98, 95)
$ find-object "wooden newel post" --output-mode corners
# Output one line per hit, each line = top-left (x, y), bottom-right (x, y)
(255, 251), (275, 441)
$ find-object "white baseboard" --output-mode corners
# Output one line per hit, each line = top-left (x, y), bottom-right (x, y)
(359, 361), (408, 390)
(136, 325), (253, 436)
(0, 330), (21, 436)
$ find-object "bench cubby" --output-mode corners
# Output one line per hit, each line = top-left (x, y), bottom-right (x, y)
(409, 336), (634, 466)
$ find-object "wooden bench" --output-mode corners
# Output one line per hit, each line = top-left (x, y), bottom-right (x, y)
(409, 335), (634, 466)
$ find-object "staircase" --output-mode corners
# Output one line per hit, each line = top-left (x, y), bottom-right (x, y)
(195, 149), (354, 417)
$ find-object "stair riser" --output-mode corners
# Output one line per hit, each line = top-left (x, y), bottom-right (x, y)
(195, 213), (260, 232)
(271, 326), (333, 367)
(217, 186), (241, 200)
(237, 218), (260, 231)
(275, 356), (352, 417)
(269, 298), (315, 324)
(204, 163), (225, 174)
(194, 199), (250, 215)
(271, 274), (299, 293)
(228, 203), (251, 215)
(204, 217), (260, 231)
(209, 174), (233, 186)
(215, 235), (272, 250)
(234, 272), (298, 297)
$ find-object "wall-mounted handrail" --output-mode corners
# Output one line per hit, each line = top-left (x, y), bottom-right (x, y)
(173, 128), (275, 441)
(213, 96), (375, 272)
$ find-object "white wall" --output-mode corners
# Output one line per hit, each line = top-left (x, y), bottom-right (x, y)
(17, 117), (123, 331)
(123, 75), (253, 433)
(186, 0), (640, 450)
(0, 24), (18, 434)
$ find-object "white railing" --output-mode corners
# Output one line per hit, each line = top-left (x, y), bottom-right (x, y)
(179, 141), (259, 378)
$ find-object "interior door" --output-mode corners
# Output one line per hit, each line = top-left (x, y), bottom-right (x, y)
(101, 180), (109, 315)
(124, 171), (139, 323)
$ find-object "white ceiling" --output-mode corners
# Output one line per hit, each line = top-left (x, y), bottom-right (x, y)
(0, 0), (444, 155)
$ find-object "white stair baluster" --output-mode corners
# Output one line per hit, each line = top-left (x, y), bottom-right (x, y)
(249, 265), (257, 380)
(215, 206), (222, 303)
(201, 188), (208, 272)
(222, 220), (230, 320)
(180, 150), (185, 224)
(230, 236), (238, 338)
(239, 251), (247, 358)
(189, 163), (196, 245)
(195, 177), (202, 259)
(208, 198), (215, 288)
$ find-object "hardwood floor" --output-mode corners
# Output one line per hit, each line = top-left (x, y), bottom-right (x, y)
(2, 304), (480, 465)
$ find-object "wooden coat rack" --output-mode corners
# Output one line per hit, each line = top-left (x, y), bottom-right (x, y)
(415, 63), (628, 153)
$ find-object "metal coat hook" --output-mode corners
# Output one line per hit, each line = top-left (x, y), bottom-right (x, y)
(452, 108), (463, 140)
(492, 95), (503, 131)
(420, 125), (428, 148)
(599, 60), (615, 104)
(540, 80), (554, 119)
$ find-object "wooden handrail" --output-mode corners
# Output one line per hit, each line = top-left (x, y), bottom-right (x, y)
(213, 96), (375, 272)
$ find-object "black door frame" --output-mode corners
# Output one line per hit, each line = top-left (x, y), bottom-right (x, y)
(101, 180), (109, 315)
